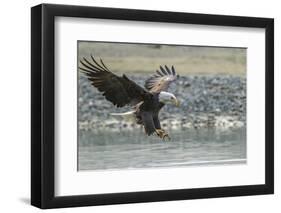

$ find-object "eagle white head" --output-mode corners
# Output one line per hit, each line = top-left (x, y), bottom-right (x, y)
(159, 91), (180, 107)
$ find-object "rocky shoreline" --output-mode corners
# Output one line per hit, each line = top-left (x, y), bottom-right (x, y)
(78, 75), (246, 131)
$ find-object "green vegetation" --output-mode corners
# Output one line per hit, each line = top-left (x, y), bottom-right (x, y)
(78, 41), (246, 76)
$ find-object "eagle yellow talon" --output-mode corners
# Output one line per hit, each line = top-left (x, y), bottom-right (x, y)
(156, 129), (170, 141)
(163, 134), (171, 141)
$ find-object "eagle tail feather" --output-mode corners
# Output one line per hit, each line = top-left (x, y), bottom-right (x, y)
(110, 111), (136, 122)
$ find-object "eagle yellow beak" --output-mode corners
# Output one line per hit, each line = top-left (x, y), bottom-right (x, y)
(174, 98), (180, 107)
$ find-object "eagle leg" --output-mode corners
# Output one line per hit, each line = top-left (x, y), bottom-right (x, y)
(155, 129), (170, 141)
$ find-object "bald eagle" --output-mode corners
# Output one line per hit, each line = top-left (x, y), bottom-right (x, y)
(79, 55), (179, 140)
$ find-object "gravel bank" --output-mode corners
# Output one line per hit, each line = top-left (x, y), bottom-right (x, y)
(78, 75), (246, 131)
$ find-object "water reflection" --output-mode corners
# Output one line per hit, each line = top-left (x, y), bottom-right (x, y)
(78, 128), (246, 171)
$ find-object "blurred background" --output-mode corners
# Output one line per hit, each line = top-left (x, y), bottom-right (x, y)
(78, 41), (246, 75)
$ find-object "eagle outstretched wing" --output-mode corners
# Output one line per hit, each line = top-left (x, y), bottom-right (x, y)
(79, 55), (149, 107)
(144, 65), (178, 93)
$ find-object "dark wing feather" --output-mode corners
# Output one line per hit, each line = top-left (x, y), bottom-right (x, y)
(79, 55), (149, 107)
(144, 65), (178, 93)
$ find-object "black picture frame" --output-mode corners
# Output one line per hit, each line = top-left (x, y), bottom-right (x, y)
(31, 3), (274, 209)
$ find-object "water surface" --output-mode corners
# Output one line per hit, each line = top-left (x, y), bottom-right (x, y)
(78, 128), (246, 171)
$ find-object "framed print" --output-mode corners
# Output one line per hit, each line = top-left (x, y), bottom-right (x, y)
(31, 3), (274, 209)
